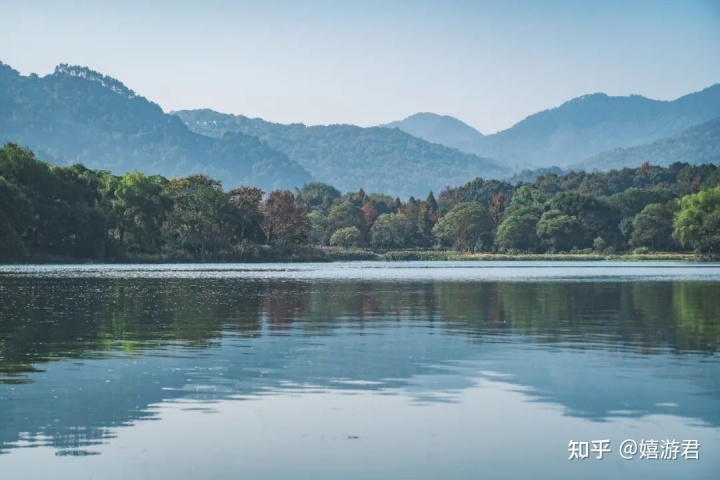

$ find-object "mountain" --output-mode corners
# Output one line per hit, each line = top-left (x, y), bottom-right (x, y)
(386, 85), (720, 170)
(0, 61), (313, 190)
(174, 109), (505, 197)
(382, 112), (485, 153)
(577, 117), (720, 171)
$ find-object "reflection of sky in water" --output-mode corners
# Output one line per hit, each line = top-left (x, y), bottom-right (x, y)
(0, 262), (719, 478)
(2, 324), (719, 457)
(2, 376), (719, 480)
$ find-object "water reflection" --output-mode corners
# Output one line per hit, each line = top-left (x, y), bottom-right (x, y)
(0, 264), (719, 470)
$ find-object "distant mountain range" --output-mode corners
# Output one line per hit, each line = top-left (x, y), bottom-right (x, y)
(576, 117), (720, 171)
(382, 112), (486, 155)
(385, 86), (720, 169)
(0, 62), (313, 191)
(174, 109), (504, 197)
(1, 58), (718, 196)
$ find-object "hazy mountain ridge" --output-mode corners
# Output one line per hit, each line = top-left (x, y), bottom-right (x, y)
(382, 112), (485, 153)
(2, 58), (718, 193)
(175, 109), (505, 197)
(577, 117), (720, 171)
(0, 61), (313, 190)
(385, 85), (720, 169)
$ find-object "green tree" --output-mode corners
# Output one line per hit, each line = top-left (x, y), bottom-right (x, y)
(307, 211), (331, 245)
(165, 175), (229, 257)
(329, 226), (366, 248)
(0, 176), (32, 261)
(631, 202), (678, 251)
(370, 213), (412, 249)
(536, 210), (586, 252)
(105, 171), (171, 254)
(296, 182), (342, 215)
(425, 191), (438, 212)
(432, 202), (494, 252)
(495, 207), (541, 252)
(673, 185), (720, 255)
(226, 186), (264, 243)
(327, 200), (367, 236)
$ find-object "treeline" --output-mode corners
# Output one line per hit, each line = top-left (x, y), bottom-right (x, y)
(1, 143), (719, 263)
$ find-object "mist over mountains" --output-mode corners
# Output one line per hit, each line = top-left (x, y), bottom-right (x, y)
(174, 109), (504, 197)
(1, 59), (718, 197)
(576, 117), (720, 171)
(386, 86), (720, 170)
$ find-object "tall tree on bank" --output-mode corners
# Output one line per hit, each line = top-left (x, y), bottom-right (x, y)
(673, 185), (720, 255)
(260, 190), (309, 247)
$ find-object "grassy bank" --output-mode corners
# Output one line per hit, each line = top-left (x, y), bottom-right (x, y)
(378, 250), (698, 262)
(10, 247), (705, 265)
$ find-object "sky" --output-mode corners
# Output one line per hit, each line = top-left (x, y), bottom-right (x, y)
(1, 0), (719, 133)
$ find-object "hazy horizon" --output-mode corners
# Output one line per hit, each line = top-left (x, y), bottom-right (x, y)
(1, 0), (719, 133)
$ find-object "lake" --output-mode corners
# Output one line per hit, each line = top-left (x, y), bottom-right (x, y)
(1, 261), (719, 479)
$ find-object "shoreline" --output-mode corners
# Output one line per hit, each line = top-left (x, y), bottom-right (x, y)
(2, 249), (707, 265)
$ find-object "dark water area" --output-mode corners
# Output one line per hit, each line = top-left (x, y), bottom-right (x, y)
(0, 262), (719, 479)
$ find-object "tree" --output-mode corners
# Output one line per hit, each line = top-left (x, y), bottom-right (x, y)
(307, 211), (331, 245)
(0, 143), (109, 259)
(631, 202), (678, 251)
(547, 192), (622, 249)
(260, 190), (309, 247)
(415, 202), (436, 246)
(329, 227), (366, 248)
(296, 182), (342, 215)
(0, 176), (31, 261)
(488, 192), (507, 225)
(611, 188), (676, 218)
(673, 186), (720, 255)
(165, 175), (228, 257)
(327, 200), (367, 235)
(507, 185), (543, 213)
(425, 191), (438, 212)
(536, 210), (586, 252)
(105, 171), (171, 253)
(495, 207), (541, 252)
(370, 214), (412, 249)
(226, 186), (264, 243)
(432, 202), (494, 252)
(361, 202), (379, 224)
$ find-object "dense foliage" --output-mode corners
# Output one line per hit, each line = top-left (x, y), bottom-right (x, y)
(1, 143), (719, 263)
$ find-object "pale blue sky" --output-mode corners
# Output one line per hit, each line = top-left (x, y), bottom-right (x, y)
(1, 0), (719, 133)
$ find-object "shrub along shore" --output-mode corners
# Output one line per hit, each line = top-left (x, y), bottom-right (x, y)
(1, 143), (719, 264)
(14, 246), (703, 265)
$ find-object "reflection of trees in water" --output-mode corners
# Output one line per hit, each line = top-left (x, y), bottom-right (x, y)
(493, 282), (720, 353)
(674, 282), (720, 345)
(0, 279), (264, 379)
(1, 277), (719, 455)
(1, 278), (719, 381)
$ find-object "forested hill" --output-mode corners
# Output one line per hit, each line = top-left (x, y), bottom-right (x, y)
(382, 112), (485, 154)
(0, 61), (313, 191)
(174, 109), (505, 198)
(577, 117), (720, 171)
(385, 85), (720, 170)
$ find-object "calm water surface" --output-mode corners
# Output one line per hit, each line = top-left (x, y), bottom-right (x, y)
(1, 261), (719, 479)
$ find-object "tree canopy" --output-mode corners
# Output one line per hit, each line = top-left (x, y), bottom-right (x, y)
(1, 143), (718, 263)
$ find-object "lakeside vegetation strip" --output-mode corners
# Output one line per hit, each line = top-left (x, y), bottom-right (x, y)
(375, 251), (697, 262)
(1, 143), (719, 264)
